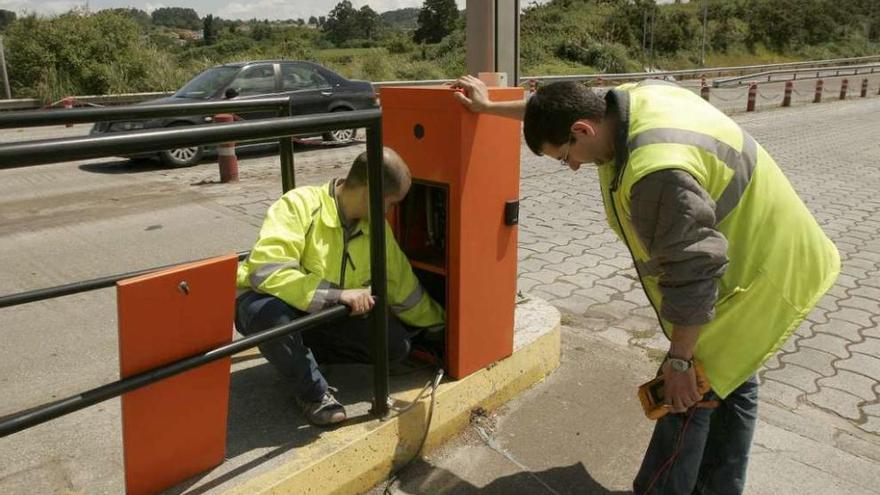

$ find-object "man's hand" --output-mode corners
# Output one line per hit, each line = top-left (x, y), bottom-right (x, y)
(451, 75), (491, 113)
(339, 288), (375, 316)
(661, 360), (703, 414)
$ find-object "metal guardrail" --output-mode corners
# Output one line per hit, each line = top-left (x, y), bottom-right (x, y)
(3, 55), (878, 111)
(521, 54), (880, 86)
(713, 63), (880, 87)
(0, 96), (291, 129)
(0, 91), (174, 111)
(0, 105), (394, 438)
(0, 96), (305, 190)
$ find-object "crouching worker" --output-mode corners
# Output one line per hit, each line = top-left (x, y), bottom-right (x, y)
(235, 148), (445, 426)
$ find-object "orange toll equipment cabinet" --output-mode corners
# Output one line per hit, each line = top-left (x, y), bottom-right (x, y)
(381, 86), (523, 379)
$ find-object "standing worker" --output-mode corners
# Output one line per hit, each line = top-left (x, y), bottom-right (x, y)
(452, 75), (839, 494)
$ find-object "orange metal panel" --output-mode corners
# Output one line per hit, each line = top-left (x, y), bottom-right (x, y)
(382, 86), (523, 379)
(117, 254), (237, 495)
(454, 90), (521, 377)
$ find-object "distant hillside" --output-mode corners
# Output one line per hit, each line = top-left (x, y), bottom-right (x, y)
(379, 8), (420, 30)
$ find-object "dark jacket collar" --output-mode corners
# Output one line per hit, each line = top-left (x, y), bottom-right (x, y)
(604, 88), (631, 192)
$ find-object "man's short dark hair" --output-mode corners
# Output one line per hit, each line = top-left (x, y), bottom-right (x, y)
(345, 148), (409, 196)
(523, 81), (607, 156)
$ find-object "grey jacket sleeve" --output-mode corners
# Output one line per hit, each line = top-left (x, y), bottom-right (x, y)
(630, 169), (729, 326)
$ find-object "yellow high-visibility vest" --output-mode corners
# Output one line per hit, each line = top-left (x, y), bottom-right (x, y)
(598, 81), (839, 397)
(237, 181), (444, 328)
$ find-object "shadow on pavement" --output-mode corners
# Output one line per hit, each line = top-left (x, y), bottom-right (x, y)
(393, 460), (632, 495)
(164, 356), (432, 495)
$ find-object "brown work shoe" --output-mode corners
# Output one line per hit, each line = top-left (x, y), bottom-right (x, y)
(296, 389), (346, 426)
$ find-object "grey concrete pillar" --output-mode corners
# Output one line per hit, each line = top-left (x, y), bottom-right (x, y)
(466, 0), (519, 86)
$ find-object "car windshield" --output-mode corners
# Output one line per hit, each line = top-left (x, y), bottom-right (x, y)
(174, 66), (240, 98)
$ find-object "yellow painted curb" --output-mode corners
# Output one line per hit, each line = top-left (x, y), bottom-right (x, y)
(224, 301), (561, 495)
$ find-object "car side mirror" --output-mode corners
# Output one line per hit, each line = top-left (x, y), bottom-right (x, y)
(224, 88), (239, 99)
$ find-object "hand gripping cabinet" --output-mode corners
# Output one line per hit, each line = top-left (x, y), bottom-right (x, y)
(381, 86), (523, 379)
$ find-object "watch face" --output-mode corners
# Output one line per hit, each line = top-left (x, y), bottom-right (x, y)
(671, 359), (689, 372)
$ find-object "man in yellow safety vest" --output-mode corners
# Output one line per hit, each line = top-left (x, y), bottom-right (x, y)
(453, 75), (838, 494)
(236, 148), (445, 426)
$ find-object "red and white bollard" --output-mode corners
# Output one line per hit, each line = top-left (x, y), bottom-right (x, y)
(860, 78), (868, 98)
(782, 81), (793, 107)
(839, 78), (848, 100)
(700, 74), (707, 87)
(63, 96), (74, 127)
(214, 114), (239, 183)
(746, 82), (757, 112)
(529, 79), (537, 96)
(700, 83), (710, 102)
(814, 79), (824, 103)
(595, 76), (604, 87)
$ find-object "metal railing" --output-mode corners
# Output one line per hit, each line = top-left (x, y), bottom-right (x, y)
(713, 63), (880, 87)
(3, 55), (878, 111)
(0, 96), (303, 192)
(0, 90), (175, 111)
(520, 54), (880, 86)
(0, 105), (393, 438)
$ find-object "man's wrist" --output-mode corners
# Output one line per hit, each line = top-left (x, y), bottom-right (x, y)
(664, 352), (694, 373)
(479, 100), (497, 113)
(668, 349), (694, 360)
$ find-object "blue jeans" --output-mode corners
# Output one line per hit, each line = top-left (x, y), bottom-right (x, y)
(633, 375), (759, 495)
(234, 291), (411, 402)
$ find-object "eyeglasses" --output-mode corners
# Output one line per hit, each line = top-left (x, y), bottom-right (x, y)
(559, 135), (576, 167)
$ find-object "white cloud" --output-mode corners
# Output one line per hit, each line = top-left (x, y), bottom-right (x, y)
(0, 0), (82, 15)
(220, 1), (466, 20)
(143, 2), (166, 13)
(218, 0), (291, 20)
(0, 0), (547, 20)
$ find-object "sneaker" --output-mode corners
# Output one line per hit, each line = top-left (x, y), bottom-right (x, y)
(296, 389), (346, 426)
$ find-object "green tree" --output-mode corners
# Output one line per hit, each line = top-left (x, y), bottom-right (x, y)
(324, 1), (359, 45)
(358, 5), (380, 40)
(203, 14), (217, 45)
(652, 5), (699, 54)
(4, 11), (171, 100)
(414, 0), (459, 44)
(0, 9), (16, 31)
(151, 7), (201, 30)
(308, 16), (318, 26)
(105, 8), (151, 28)
(250, 20), (273, 41)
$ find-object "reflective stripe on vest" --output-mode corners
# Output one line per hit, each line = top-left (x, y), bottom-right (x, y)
(306, 280), (333, 313)
(391, 284), (424, 315)
(248, 260), (302, 290)
(628, 128), (758, 223)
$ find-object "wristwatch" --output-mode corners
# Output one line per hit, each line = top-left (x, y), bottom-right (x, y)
(665, 353), (693, 372)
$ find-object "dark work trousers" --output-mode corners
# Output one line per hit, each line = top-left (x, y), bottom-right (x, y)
(633, 375), (759, 495)
(234, 290), (411, 402)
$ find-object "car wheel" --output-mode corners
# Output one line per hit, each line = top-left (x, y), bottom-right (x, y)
(322, 109), (356, 144)
(159, 123), (204, 168)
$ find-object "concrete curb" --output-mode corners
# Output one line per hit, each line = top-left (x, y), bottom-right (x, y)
(223, 299), (561, 495)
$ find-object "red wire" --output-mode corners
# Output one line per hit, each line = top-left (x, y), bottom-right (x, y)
(640, 408), (697, 495)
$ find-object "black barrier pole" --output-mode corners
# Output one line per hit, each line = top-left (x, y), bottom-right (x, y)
(366, 122), (390, 417)
(0, 110), (381, 169)
(0, 305), (350, 438)
(0, 251), (250, 309)
(0, 98), (292, 129)
(279, 97), (296, 193)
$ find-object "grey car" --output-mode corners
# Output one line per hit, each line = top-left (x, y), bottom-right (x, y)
(90, 60), (378, 167)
